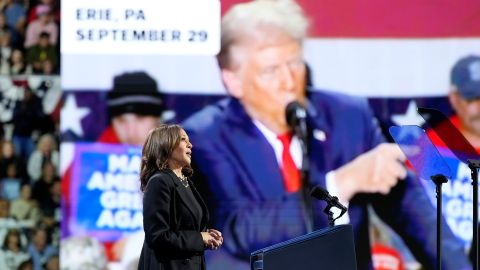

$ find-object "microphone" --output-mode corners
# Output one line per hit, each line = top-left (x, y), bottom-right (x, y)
(310, 186), (347, 214)
(285, 101), (308, 142)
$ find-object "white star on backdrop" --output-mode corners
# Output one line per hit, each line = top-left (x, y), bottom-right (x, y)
(60, 94), (91, 136)
(391, 100), (425, 127)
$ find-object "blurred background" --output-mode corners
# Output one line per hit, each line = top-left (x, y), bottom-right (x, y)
(0, 0), (61, 270)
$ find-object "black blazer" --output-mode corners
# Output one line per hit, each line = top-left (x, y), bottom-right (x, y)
(138, 170), (209, 270)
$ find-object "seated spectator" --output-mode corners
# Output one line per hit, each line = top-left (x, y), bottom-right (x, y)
(0, 13), (21, 48)
(3, 0), (26, 35)
(0, 229), (30, 270)
(41, 59), (53, 75)
(0, 198), (20, 245)
(27, 228), (56, 270)
(60, 236), (107, 270)
(17, 259), (33, 270)
(0, 197), (10, 219)
(0, 140), (28, 182)
(27, 32), (57, 74)
(32, 163), (57, 210)
(0, 31), (12, 74)
(12, 87), (43, 160)
(10, 183), (40, 227)
(7, 48), (30, 75)
(0, 163), (22, 200)
(27, 134), (58, 182)
(24, 5), (57, 48)
(38, 179), (59, 229)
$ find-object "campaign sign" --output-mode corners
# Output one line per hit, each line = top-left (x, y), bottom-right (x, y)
(69, 143), (142, 242)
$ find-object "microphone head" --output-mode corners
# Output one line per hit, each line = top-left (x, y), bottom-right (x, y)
(310, 185), (329, 200)
(285, 101), (306, 128)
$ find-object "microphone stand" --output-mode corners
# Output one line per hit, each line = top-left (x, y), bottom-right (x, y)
(296, 124), (314, 232)
(322, 200), (347, 227)
(430, 174), (448, 270)
(286, 101), (314, 232)
(323, 204), (334, 227)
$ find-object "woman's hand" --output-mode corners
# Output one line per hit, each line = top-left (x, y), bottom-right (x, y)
(201, 229), (223, 250)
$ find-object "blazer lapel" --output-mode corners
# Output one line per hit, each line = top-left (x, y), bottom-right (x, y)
(220, 99), (285, 199)
(189, 180), (209, 230)
(166, 170), (201, 229)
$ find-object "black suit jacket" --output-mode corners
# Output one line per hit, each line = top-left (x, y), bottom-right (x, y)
(138, 170), (209, 270)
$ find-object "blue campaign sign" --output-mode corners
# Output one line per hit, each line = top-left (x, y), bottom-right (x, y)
(69, 143), (143, 242)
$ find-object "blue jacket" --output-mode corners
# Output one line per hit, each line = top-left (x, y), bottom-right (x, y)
(183, 90), (471, 270)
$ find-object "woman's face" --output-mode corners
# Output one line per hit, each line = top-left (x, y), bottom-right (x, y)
(40, 137), (54, 154)
(6, 233), (19, 250)
(168, 129), (193, 168)
(42, 163), (55, 182)
(33, 230), (47, 250)
(20, 185), (31, 199)
(2, 142), (14, 157)
(11, 50), (23, 63)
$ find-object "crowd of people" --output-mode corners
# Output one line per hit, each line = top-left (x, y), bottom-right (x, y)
(0, 0), (60, 265)
(0, 83), (60, 270)
(0, 0), (59, 76)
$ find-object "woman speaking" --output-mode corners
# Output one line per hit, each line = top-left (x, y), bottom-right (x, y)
(138, 124), (223, 270)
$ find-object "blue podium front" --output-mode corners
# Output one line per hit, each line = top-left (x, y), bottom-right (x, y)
(250, 225), (357, 270)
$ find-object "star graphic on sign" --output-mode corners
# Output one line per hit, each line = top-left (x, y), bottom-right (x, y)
(391, 100), (425, 127)
(60, 94), (91, 136)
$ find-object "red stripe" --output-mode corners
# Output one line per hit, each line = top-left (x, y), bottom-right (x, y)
(221, 0), (480, 37)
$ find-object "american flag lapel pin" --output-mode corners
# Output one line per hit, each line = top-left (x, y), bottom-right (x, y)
(313, 129), (326, 142)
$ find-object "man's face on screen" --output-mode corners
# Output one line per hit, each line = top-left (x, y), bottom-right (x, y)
(112, 113), (159, 146)
(223, 31), (306, 132)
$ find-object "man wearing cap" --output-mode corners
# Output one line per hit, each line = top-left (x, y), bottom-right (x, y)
(448, 55), (480, 264)
(425, 55), (480, 265)
(97, 71), (165, 146)
(448, 55), (480, 148)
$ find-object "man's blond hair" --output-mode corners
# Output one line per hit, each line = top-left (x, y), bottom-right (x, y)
(217, 0), (309, 69)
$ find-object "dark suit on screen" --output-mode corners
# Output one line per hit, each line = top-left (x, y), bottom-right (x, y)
(182, 90), (471, 270)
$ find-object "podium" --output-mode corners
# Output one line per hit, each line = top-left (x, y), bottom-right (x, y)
(250, 224), (357, 270)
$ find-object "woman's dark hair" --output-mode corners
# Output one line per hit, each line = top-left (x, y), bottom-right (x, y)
(8, 47), (25, 66)
(17, 259), (33, 270)
(3, 229), (21, 250)
(140, 124), (193, 192)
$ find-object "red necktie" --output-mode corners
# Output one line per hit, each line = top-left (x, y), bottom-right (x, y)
(277, 133), (301, 192)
